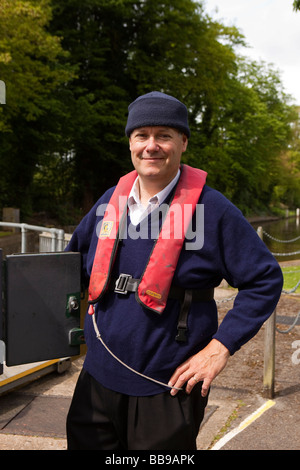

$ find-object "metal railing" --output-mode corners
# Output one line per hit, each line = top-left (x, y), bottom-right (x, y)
(0, 221), (65, 253)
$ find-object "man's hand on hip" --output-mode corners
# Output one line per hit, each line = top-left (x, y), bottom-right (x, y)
(168, 339), (230, 397)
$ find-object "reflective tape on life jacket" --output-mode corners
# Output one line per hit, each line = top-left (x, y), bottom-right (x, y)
(88, 164), (207, 314)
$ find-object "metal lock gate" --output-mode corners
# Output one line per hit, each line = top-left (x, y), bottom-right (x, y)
(0, 250), (84, 369)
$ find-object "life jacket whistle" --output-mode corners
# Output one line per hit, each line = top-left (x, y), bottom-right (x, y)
(88, 164), (207, 314)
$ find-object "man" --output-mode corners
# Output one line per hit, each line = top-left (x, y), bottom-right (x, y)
(66, 91), (283, 450)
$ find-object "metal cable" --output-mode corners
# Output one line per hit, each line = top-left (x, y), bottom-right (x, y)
(91, 313), (182, 391)
(276, 311), (300, 334)
(263, 231), (300, 243)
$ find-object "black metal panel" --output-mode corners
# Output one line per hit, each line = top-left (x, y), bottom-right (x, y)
(5, 252), (81, 366)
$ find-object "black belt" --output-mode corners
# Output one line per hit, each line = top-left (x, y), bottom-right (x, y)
(109, 274), (214, 343)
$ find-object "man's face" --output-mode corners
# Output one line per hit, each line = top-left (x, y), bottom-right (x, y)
(129, 126), (188, 187)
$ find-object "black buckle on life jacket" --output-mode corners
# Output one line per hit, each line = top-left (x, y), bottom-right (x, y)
(175, 327), (188, 343)
(114, 273), (132, 295)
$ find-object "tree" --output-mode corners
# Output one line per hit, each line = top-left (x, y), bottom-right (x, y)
(49, 0), (245, 213)
(273, 106), (300, 208)
(0, 0), (74, 214)
(194, 58), (295, 213)
(49, 0), (136, 212)
(1, 0), (297, 220)
(293, 0), (300, 11)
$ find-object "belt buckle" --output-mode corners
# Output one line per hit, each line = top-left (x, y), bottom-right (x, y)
(114, 273), (132, 295)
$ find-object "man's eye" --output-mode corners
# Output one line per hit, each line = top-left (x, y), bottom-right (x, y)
(135, 134), (147, 139)
(158, 134), (171, 140)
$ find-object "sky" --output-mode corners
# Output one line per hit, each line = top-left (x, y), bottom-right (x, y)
(203, 0), (300, 104)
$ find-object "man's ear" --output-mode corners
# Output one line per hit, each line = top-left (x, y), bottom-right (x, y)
(182, 134), (188, 153)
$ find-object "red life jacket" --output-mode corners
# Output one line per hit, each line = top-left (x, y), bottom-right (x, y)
(88, 164), (207, 315)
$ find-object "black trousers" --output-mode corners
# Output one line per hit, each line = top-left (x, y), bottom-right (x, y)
(66, 368), (208, 450)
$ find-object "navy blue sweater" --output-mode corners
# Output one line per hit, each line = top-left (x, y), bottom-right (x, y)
(66, 184), (283, 396)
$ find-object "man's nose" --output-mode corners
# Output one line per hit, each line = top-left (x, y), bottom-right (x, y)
(145, 137), (160, 152)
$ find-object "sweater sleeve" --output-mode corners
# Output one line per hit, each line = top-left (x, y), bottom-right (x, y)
(212, 203), (283, 355)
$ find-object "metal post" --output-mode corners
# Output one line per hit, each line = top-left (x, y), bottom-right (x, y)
(263, 310), (276, 398)
(21, 224), (27, 253)
(257, 226), (263, 240)
(57, 229), (65, 251)
(50, 230), (56, 252)
(257, 226), (276, 398)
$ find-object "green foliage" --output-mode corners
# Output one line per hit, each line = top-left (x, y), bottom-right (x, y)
(197, 59), (295, 213)
(0, 0), (75, 216)
(272, 105), (300, 208)
(0, 0), (299, 223)
(293, 0), (300, 11)
(48, 0), (249, 213)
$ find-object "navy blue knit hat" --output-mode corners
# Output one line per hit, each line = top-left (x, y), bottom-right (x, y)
(125, 91), (190, 138)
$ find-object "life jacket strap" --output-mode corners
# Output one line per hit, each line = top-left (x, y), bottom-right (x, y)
(108, 274), (214, 342)
(175, 289), (193, 343)
(110, 274), (214, 301)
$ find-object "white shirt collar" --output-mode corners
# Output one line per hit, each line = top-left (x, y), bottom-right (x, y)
(128, 169), (180, 225)
(128, 169), (180, 206)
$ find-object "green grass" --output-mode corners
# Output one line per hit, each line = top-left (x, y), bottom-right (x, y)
(281, 265), (300, 293)
(209, 400), (245, 449)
